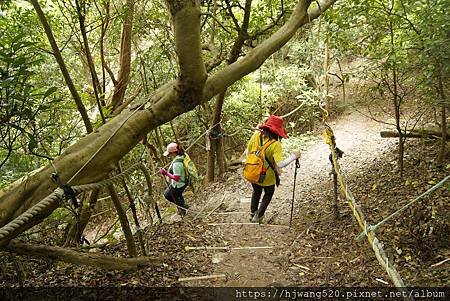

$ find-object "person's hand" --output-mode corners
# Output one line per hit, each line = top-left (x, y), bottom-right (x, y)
(159, 168), (167, 175)
(292, 149), (302, 159)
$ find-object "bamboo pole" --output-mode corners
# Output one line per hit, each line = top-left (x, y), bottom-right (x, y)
(207, 222), (290, 228)
(185, 246), (275, 251)
(178, 274), (227, 282)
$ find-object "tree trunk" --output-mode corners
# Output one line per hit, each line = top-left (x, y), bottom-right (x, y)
(206, 0), (254, 182)
(389, 18), (404, 179)
(107, 185), (137, 257)
(207, 93), (226, 182)
(438, 106), (447, 164)
(206, 139), (216, 182)
(398, 135), (405, 178)
(323, 30), (330, 113)
(337, 59), (346, 104)
(30, 0), (92, 133)
(75, 0), (104, 114)
(170, 121), (179, 143)
(216, 133), (226, 177)
(437, 64), (447, 164)
(110, 0), (135, 113)
(119, 166), (146, 256)
(100, 1), (116, 95)
(5, 240), (160, 270)
(64, 189), (100, 247)
(380, 130), (450, 140)
(0, 0), (336, 245)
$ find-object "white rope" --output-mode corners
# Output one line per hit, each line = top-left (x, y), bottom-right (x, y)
(0, 163), (150, 242)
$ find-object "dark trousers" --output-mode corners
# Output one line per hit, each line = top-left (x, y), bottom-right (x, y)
(164, 185), (187, 213)
(251, 183), (275, 218)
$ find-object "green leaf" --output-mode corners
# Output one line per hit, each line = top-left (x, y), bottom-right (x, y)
(27, 133), (38, 151)
(43, 87), (57, 99)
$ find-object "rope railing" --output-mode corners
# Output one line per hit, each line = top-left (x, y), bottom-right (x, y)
(322, 124), (408, 290)
(356, 174), (450, 240)
(0, 163), (153, 244)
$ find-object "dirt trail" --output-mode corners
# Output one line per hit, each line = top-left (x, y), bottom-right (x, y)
(182, 110), (396, 287)
(1, 110), (446, 289)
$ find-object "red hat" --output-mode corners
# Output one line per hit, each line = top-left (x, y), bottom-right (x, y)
(259, 115), (288, 138)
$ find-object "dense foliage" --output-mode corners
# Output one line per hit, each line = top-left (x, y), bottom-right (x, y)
(0, 0), (447, 187)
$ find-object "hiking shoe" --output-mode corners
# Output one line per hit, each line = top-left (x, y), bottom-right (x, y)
(177, 207), (187, 216)
(251, 214), (264, 224)
(250, 212), (256, 221)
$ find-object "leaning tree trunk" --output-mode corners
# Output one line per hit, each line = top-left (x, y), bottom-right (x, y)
(110, 0), (135, 113)
(64, 0), (135, 246)
(0, 0), (336, 246)
(64, 189), (100, 247)
(107, 185), (137, 257)
(30, 0), (92, 134)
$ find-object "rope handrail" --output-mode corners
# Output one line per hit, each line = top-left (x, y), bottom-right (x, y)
(324, 122), (405, 288)
(322, 117), (408, 290)
(357, 174), (450, 240)
(0, 163), (151, 244)
(0, 159), (215, 245)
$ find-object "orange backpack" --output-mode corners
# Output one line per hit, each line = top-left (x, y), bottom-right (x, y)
(243, 137), (275, 184)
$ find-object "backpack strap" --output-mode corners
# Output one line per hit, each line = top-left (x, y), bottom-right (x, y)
(259, 134), (280, 186)
(170, 156), (183, 171)
(258, 134), (275, 155)
(174, 155), (188, 181)
(173, 156), (184, 163)
(265, 154), (280, 186)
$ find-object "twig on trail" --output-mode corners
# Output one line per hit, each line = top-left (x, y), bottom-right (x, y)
(93, 217), (120, 244)
(185, 246), (275, 251)
(193, 194), (223, 220)
(375, 278), (389, 285)
(207, 222), (290, 228)
(288, 230), (307, 249)
(295, 256), (334, 259)
(293, 263), (310, 271)
(203, 196), (226, 218)
(178, 274), (227, 282)
(431, 258), (449, 268)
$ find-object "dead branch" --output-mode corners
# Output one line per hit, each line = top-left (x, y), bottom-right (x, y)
(5, 240), (161, 270)
(380, 130), (450, 140)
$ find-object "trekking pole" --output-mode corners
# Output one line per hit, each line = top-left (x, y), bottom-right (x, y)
(154, 202), (162, 221)
(289, 159), (300, 227)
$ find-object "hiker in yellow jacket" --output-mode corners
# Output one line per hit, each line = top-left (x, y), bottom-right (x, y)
(245, 115), (301, 223)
